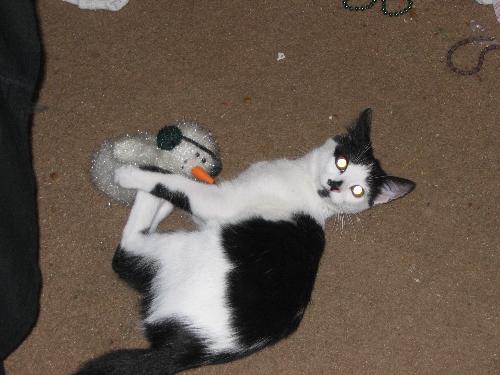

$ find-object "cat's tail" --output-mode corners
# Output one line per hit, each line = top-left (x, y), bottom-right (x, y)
(73, 347), (210, 375)
(74, 320), (241, 375)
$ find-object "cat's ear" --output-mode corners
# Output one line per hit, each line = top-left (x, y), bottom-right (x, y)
(373, 176), (415, 205)
(348, 108), (372, 144)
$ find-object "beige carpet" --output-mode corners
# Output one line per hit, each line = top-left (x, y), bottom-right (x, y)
(6, 0), (500, 374)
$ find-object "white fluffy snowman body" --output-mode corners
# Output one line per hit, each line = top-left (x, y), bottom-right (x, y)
(90, 121), (222, 205)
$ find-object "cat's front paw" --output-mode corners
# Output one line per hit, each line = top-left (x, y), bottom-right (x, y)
(114, 165), (145, 190)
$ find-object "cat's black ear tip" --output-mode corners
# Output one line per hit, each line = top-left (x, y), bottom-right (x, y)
(361, 108), (373, 122)
(408, 179), (416, 191)
(396, 177), (416, 194)
(405, 180), (416, 196)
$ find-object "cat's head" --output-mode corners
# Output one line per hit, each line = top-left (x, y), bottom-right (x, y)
(317, 108), (415, 214)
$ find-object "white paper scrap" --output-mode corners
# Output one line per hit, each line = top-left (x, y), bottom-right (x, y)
(62, 0), (129, 11)
(494, 0), (500, 23)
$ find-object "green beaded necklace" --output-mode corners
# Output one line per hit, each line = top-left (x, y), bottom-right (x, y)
(342, 0), (414, 17)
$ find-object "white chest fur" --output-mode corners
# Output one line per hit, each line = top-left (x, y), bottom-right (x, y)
(216, 159), (325, 223)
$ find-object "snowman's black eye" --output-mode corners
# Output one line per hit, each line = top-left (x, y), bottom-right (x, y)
(195, 152), (200, 157)
(201, 158), (207, 163)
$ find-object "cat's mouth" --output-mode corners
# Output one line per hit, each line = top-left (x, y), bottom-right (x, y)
(318, 187), (335, 197)
(318, 184), (342, 197)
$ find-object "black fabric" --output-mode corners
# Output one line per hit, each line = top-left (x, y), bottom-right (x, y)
(0, 0), (42, 364)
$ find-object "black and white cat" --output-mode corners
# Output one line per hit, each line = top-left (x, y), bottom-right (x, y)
(76, 109), (415, 375)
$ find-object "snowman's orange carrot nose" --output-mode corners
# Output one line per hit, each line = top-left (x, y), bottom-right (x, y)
(191, 166), (215, 184)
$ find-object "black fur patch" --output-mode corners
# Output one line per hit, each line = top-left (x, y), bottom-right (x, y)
(365, 164), (388, 206)
(150, 184), (191, 213)
(333, 133), (375, 167)
(139, 165), (172, 174)
(317, 188), (330, 198)
(223, 214), (325, 347)
(145, 320), (207, 355)
(112, 246), (158, 317)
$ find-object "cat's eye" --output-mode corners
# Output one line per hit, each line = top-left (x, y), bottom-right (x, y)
(195, 152), (200, 157)
(351, 185), (364, 198)
(201, 158), (207, 163)
(335, 156), (348, 171)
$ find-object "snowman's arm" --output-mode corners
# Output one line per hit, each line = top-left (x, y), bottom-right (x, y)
(115, 166), (229, 220)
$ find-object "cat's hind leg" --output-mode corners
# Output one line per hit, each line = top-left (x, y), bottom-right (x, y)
(149, 201), (174, 233)
(113, 190), (163, 292)
(121, 190), (163, 244)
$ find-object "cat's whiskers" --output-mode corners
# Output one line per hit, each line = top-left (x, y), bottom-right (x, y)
(369, 174), (386, 180)
(295, 145), (309, 154)
(353, 145), (371, 163)
(333, 212), (343, 233)
(331, 206), (351, 234)
(368, 171), (388, 183)
(345, 213), (354, 226)
(332, 206), (365, 234)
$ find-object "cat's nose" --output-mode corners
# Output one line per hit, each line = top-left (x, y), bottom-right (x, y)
(327, 179), (343, 190)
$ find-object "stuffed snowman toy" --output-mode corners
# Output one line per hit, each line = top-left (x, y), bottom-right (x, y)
(90, 121), (222, 205)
